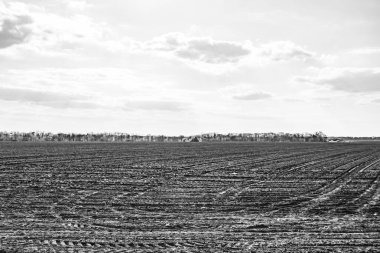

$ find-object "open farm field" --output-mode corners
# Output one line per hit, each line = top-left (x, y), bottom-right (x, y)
(1, 142), (380, 252)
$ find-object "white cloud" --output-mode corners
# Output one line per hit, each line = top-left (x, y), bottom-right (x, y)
(0, 67), (195, 112)
(1, 1), (321, 75)
(66, 1), (92, 11)
(0, 1), (33, 48)
(258, 41), (315, 62)
(294, 67), (380, 93)
(140, 32), (251, 64)
(124, 100), (187, 111)
(219, 84), (273, 101)
(349, 47), (380, 55)
(233, 92), (272, 100)
(0, 1), (110, 58)
(133, 33), (320, 72)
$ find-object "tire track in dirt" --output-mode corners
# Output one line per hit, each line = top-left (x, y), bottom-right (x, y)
(211, 151), (372, 214)
(358, 164), (380, 215)
(265, 153), (380, 215)
(332, 165), (380, 215)
(300, 156), (380, 215)
(35, 238), (198, 252)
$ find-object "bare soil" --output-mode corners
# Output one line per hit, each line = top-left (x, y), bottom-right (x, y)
(0, 142), (379, 252)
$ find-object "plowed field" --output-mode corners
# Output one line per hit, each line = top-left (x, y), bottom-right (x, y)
(1, 142), (380, 252)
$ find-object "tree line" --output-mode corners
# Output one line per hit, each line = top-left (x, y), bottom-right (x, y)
(0, 131), (328, 142)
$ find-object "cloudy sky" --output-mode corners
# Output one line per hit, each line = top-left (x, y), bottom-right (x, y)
(1, 0), (379, 136)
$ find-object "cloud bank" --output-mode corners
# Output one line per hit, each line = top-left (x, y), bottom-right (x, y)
(138, 33), (318, 66)
(0, 86), (98, 109)
(295, 68), (380, 93)
(0, 0), (320, 74)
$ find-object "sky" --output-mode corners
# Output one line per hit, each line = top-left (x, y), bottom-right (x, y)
(0, 0), (379, 136)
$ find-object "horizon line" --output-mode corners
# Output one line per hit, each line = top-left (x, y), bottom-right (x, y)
(1, 130), (379, 138)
